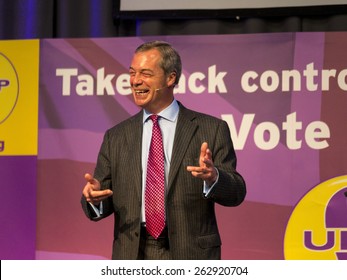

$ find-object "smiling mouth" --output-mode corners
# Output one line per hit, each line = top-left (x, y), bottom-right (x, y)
(134, 89), (150, 95)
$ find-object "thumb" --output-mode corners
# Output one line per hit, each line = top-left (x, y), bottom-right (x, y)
(84, 173), (94, 182)
(84, 173), (99, 187)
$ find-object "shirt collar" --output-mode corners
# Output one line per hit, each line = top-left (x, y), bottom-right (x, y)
(143, 99), (179, 123)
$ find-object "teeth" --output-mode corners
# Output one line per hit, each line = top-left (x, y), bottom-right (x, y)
(135, 90), (148, 94)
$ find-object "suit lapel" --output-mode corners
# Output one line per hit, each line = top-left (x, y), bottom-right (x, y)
(125, 111), (143, 201)
(128, 105), (198, 198)
(168, 104), (198, 190)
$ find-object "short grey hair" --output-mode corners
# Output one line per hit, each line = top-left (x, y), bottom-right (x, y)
(135, 41), (182, 85)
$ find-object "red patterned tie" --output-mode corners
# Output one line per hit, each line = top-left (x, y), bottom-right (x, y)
(145, 115), (165, 239)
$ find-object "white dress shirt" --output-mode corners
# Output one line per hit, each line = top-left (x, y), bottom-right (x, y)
(89, 99), (218, 218)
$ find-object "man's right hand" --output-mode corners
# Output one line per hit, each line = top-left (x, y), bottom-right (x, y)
(82, 173), (113, 205)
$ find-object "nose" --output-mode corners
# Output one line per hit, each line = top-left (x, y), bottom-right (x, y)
(131, 72), (143, 87)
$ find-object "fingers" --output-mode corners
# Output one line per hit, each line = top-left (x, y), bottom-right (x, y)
(186, 166), (212, 178)
(205, 146), (212, 160)
(87, 189), (113, 204)
(203, 149), (213, 167)
(199, 142), (213, 167)
(85, 172), (93, 181)
(82, 173), (113, 204)
(187, 142), (217, 184)
(200, 142), (208, 162)
(85, 173), (97, 185)
(83, 173), (99, 198)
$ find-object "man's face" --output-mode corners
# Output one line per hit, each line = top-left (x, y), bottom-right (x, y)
(129, 49), (173, 114)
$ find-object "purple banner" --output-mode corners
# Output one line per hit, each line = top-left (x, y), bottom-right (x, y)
(0, 156), (37, 259)
(37, 33), (347, 259)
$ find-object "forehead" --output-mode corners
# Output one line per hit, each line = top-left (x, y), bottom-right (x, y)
(130, 49), (162, 70)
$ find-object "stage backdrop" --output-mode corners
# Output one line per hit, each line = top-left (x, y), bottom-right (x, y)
(3, 32), (347, 260)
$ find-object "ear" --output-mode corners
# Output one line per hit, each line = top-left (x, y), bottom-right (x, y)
(166, 72), (177, 87)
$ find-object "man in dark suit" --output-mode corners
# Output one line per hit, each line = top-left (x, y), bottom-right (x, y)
(81, 41), (246, 260)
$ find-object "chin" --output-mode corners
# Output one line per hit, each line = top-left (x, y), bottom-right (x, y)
(134, 96), (151, 108)
(134, 100), (147, 108)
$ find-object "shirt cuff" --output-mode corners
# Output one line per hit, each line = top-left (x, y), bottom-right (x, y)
(88, 201), (103, 218)
(203, 168), (219, 198)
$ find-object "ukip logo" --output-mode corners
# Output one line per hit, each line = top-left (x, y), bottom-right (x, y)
(284, 176), (347, 260)
(0, 52), (19, 125)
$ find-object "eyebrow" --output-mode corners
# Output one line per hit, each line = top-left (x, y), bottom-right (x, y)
(129, 67), (154, 73)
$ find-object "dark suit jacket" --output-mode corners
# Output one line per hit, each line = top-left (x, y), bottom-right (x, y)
(81, 102), (246, 259)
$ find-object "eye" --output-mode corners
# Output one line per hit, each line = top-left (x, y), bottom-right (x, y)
(141, 71), (154, 78)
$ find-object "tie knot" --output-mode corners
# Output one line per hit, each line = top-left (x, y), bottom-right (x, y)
(150, 114), (159, 123)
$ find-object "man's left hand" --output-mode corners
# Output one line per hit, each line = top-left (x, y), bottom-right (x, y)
(187, 142), (217, 186)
